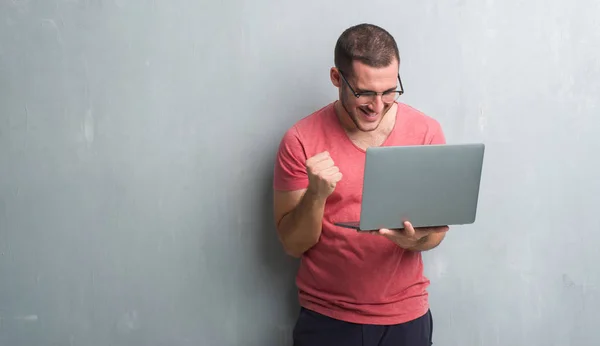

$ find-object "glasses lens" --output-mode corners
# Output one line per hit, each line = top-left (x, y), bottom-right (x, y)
(356, 91), (400, 105)
(382, 91), (400, 103)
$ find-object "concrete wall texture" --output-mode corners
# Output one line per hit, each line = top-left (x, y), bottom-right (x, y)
(1, 1), (599, 345)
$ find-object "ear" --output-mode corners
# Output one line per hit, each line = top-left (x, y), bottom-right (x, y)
(330, 67), (342, 88)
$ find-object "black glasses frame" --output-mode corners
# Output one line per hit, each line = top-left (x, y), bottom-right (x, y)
(338, 69), (404, 103)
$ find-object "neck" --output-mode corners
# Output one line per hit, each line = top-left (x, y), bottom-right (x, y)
(333, 101), (397, 149)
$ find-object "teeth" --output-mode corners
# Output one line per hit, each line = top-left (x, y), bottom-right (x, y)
(360, 109), (376, 116)
(359, 108), (377, 118)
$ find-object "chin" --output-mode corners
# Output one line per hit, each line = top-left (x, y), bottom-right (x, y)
(352, 110), (383, 131)
(351, 116), (382, 132)
(357, 123), (381, 132)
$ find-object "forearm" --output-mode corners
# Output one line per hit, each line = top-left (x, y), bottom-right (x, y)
(407, 232), (446, 252)
(277, 190), (326, 257)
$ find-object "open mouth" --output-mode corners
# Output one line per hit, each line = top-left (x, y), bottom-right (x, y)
(359, 108), (378, 120)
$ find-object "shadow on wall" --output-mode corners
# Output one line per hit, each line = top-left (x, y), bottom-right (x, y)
(250, 65), (334, 342)
(257, 167), (300, 320)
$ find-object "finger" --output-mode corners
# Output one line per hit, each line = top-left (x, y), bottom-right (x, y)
(434, 225), (450, 232)
(403, 221), (416, 237)
(324, 174), (343, 186)
(320, 165), (340, 176)
(308, 160), (334, 177)
(312, 158), (335, 172)
(306, 151), (331, 165)
(415, 225), (449, 233)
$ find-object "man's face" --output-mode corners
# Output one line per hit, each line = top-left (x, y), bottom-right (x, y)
(334, 60), (400, 132)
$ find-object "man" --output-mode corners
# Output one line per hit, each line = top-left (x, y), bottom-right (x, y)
(272, 23), (449, 346)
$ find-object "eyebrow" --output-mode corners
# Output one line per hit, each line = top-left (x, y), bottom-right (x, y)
(354, 76), (399, 93)
(357, 85), (398, 93)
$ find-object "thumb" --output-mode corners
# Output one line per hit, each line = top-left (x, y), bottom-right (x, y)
(376, 228), (393, 236)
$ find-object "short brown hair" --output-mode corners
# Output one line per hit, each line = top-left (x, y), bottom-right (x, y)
(334, 23), (400, 75)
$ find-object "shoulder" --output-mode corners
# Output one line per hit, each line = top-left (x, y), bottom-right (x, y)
(278, 103), (334, 147)
(273, 103), (334, 191)
(397, 103), (443, 129)
(395, 102), (446, 144)
(289, 103), (334, 137)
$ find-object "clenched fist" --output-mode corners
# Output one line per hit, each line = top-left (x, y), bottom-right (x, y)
(305, 151), (343, 199)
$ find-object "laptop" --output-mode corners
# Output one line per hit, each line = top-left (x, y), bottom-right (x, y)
(334, 143), (485, 231)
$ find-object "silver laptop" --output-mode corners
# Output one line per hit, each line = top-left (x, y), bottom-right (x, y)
(334, 143), (485, 231)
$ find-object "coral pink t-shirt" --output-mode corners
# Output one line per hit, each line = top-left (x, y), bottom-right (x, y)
(273, 101), (446, 325)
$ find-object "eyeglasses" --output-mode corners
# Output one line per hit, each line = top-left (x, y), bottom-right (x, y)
(338, 69), (404, 105)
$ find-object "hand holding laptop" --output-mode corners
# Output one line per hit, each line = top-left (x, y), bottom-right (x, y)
(375, 221), (449, 250)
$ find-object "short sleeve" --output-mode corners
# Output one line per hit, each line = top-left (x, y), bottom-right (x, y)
(427, 120), (446, 145)
(273, 126), (309, 191)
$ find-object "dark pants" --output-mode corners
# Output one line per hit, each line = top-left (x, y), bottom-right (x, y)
(292, 307), (433, 346)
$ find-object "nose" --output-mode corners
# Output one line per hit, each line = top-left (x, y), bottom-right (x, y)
(368, 95), (385, 114)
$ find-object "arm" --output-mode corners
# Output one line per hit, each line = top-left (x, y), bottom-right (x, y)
(273, 189), (326, 257)
(272, 127), (323, 258)
(272, 128), (341, 257)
